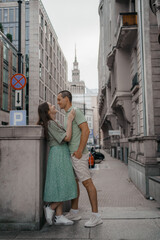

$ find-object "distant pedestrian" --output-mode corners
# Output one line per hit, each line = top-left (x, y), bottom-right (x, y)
(37, 102), (77, 226)
(57, 90), (103, 228)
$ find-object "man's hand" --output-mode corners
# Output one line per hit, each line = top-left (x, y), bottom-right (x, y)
(73, 150), (83, 159)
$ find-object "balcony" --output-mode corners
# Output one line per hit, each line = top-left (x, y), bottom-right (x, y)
(115, 12), (137, 49)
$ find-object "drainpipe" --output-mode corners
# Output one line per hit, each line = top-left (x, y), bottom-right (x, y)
(138, 0), (147, 136)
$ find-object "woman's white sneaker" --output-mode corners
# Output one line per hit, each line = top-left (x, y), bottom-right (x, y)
(43, 205), (55, 225)
(85, 215), (103, 228)
(54, 215), (74, 225)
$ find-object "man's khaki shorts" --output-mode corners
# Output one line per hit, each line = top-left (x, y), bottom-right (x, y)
(71, 153), (91, 182)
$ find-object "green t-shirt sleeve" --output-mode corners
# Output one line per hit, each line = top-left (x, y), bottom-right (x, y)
(75, 108), (87, 126)
(48, 120), (66, 143)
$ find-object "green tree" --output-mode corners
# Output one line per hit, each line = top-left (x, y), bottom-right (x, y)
(0, 23), (4, 33)
(6, 33), (13, 43)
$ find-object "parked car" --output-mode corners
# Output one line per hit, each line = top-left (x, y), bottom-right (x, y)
(91, 147), (105, 160)
(95, 145), (101, 150)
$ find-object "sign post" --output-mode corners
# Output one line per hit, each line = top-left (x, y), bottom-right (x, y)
(10, 73), (26, 109)
(10, 73), (27, 125)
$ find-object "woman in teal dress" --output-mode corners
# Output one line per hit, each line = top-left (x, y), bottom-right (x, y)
(37, 102), (77, 226)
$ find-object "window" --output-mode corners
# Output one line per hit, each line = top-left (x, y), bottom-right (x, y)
(9, 8), (14, 22)
(39, 63), (42, 78)
(3, 27), (8, 35)
(25, 26), (29, 40)
(25, 7), (29, 22)
(12, 54), (17, 69)
(45, 37), (47, 52)
(3, 45), (8, 62)
(9, 27), (14, 39)
(40, 14), (43, 28)
(3, 68), (8, 84)
(3, 9), (8, 22)
(2, 84), (8, 111)
(49, 32), (52, 44)
(15, 26), (18, 40)
(15, 8), (18, 21)
(135, 100), (140, 135)
(12, 89), (15, 110)
(40, 29), (43, 45)
(46, 55), (48, 69)
(45, 21), (47, 34)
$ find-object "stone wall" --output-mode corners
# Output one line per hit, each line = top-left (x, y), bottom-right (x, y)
(0, 126), (46, 230)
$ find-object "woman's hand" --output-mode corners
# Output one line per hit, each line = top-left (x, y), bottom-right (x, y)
(68, 109), (76, 121)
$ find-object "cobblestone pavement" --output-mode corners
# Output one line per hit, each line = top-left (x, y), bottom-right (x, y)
(79, 150), (159, 209)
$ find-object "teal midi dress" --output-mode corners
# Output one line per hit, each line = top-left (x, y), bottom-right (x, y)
(43, 120), (77, 202)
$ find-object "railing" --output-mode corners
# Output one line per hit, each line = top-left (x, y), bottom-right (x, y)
(115, 12), (137, 37)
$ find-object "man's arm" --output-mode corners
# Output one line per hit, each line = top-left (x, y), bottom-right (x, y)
(73, 122), (90, 159)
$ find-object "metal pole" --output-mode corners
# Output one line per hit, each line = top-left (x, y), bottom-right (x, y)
(17, 0), (22, 110)
(17, 0), (22, 73)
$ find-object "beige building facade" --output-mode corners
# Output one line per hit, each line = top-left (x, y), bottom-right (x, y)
(98, 0), (160, 198)
(0, 0), (68, 125)
(0, 31), (17, 125)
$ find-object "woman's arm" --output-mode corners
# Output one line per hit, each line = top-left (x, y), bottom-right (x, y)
(64, 109), (75, 142)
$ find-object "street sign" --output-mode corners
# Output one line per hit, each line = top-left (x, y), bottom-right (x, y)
(10, 73), (26, 90)
(109, 130), (121, 136)
(15, 90), (22, 107)
(10, 110), (26, 126)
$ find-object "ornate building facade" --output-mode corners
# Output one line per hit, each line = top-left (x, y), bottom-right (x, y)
(98, 0), (160, 199)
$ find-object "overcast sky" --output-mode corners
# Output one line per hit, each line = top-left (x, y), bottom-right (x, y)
(41, 0), (100, 90)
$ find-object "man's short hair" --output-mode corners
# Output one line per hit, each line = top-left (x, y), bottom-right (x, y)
(58, 90), (72, 103)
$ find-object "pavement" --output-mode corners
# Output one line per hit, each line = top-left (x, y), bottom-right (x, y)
(0, 150), (160, 240)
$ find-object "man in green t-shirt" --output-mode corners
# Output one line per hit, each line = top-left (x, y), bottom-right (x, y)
(57, 90), (102, 228)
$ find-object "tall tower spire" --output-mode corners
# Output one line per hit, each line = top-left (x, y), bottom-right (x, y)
(75, 44), (77, 62)
(72, 46), (80, 82)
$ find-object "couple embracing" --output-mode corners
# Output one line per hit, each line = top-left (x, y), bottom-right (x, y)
(37, 90), (102, 228)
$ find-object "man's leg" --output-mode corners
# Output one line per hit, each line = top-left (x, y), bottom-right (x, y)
(82, 178), (98, 212)
(82, 178), (102, 227)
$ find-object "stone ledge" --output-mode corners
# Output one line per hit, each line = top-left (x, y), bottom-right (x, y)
(149, 176), (160, 183)
(0, 126), (44, 139)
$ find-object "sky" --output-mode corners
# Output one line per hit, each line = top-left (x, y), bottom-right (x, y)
(41, 0), (100, 90)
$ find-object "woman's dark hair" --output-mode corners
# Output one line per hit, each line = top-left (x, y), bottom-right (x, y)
(58, 90), (72, 103)
(37, 102), (51, 139)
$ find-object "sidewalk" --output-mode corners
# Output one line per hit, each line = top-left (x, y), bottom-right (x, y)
(0, 151), (160, 240)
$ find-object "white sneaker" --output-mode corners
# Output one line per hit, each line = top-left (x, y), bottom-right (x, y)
(65, 211), (81, 221)
(43, 205), (55, 225)
(85, 215), (103, 228)
(54, 215), (74, 225)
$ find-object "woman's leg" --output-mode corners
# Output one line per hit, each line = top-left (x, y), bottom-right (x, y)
(55, 202), (63, 216)
(50, 202), (61, 210)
